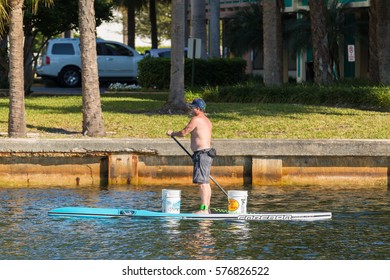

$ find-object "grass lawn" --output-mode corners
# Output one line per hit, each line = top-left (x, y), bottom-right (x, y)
(0, 93), (389, 139)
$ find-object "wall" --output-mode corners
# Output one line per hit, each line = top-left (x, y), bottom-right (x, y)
(0, 139), (388, 189)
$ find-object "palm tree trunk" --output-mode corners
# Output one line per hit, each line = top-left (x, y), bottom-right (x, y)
(78, 0), (105, 137)
(209, 0), (220, 58)
(1, 37), (9, 87)
(127, 0), (136, 48)
(120, 6), (128, 44)
(375, 0), (390, 85)
(184, 0), (190, 47)
(149, 0), (158, 49)
(191, 0), (207, 59)
(24, 33), (35, 95)
(263, 0), (283, 86)
(369, 0), (380, 84)
(308, 0), (334, 85)
(168, 0), (186, 111)
(8, 0), (27, 137)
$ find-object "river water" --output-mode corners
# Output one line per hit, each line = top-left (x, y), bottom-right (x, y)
(0, 185), (389, 260)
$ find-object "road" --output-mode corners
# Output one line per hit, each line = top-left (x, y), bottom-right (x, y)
(30, 85), (108, 96)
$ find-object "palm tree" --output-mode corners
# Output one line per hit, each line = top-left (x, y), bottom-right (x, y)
(190, 0), (207, 58)
(5, 0), (53, 137)
(137, 1), (172, 46)
(308, 0), (334, 85)
(112, 0), (143, 48)
(286, 0), (368, 82)
(113, 0), (171, 48)
(209, 0), (220, 58)
(263, 0), (283, 86)
(78, 0), (105, 136)
(373, 0), (390, 85)
(0, 1), (9, 89)
(149, 0), (157, 48)
(0, 1), (7, 34)
(168, 0), (186, 112)
(7, 0), (26, 137)
(127, 0), (136, 47)
(225, 3), (263, 56)
(369, 0), (379, 84)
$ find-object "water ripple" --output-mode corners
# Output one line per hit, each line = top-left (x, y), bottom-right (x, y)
(0, 186), (389, 260)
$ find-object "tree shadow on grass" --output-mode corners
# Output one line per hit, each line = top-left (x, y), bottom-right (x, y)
(26, 125), (80, 135)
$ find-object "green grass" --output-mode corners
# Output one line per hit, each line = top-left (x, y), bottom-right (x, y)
(0, 93), (389, 139)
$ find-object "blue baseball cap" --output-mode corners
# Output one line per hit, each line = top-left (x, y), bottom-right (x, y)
(188, 98), (206, 110)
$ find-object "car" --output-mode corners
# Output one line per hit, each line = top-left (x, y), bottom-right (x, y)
(144, 48), (188, 58)
(35, 38), (144, 87)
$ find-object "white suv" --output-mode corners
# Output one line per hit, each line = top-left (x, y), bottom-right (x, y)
(35, 38), (143, 87)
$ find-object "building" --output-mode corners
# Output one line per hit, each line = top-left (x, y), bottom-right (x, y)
(204, 0), (370, 82)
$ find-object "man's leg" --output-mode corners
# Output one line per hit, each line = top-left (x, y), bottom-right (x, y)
(195, 183), (211, 214)
(193, 152), (213, 214)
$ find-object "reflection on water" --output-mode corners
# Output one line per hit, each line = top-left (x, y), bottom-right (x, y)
(0, 185), (389, 260)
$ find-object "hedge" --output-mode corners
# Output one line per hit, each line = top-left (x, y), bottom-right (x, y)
(138, 57), (247, 89)
(201, 83), (390, 112)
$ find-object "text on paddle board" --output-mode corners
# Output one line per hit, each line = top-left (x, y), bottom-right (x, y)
(238, 215), (293, 220)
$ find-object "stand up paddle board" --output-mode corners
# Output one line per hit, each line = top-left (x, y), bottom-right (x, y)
(48, 207), (332, 221)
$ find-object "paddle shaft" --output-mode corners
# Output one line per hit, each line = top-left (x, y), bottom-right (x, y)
(171, 135), (228, 197)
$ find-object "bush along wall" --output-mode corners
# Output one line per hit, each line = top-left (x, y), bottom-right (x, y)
(138, 57), (247, 89)
(201, 83), (390, 112)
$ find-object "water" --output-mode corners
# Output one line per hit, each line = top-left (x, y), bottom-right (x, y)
(0, 185), (389, 260)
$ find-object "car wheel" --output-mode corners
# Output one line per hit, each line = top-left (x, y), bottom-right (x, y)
(58, 66), (81, 87)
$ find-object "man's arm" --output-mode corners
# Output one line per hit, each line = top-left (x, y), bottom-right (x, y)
(166, 118), (197, 137)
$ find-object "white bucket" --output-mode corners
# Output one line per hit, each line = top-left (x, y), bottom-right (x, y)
(228, 190), (248, 214)
(162, 189), (181, 213)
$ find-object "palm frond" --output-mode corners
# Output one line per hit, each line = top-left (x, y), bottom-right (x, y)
(27, 0), (54, 14)
(225, 3), (263, 56)
(0, 0), (9, 38)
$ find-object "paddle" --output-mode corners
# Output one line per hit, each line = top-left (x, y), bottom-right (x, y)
(170, 135), (228, 197)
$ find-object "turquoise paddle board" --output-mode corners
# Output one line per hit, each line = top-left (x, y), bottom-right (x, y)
(48, 207), (332, 221)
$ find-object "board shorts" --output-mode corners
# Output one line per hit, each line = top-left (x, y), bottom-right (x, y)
(192, 148), (216, 184)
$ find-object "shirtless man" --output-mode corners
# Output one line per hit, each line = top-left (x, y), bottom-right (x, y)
(166, 98), (215, 214)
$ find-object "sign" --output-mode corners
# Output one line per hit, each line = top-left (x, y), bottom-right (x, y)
(347, 44), (355, 62)
(188, 38), (201, 59)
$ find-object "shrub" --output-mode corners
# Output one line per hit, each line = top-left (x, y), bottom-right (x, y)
(201, 82), (390, 111)
(138, 57), (247, 89)
(138, 57), (171, 89)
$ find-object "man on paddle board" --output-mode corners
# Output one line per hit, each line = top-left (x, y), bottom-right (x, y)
(166, 98), (215, 214)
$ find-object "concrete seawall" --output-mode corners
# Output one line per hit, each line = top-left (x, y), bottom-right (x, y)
(0, 138), (389, 188)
